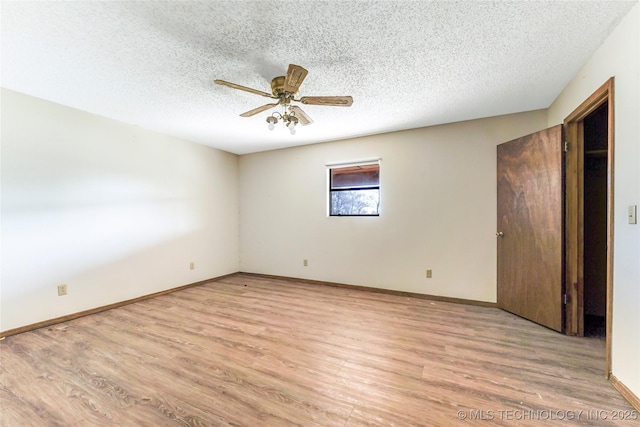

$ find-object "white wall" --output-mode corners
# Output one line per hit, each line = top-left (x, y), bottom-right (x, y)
(548, 3), (640, 401)
(0, 89), (240, 332)
(239, 110), (547, 302)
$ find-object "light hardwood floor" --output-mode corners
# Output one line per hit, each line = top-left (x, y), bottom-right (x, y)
(1, 274), (637, 426)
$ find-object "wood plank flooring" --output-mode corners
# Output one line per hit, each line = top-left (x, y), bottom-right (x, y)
(1, 274), (637, 426)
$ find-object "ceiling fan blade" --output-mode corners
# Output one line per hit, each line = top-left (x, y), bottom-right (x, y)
(214, 79), (275, 98)
(239, 103), (279, 117)
(284, 64), (308, 93)
(289, 106), (313, 126)
(299, 96), (353, 107)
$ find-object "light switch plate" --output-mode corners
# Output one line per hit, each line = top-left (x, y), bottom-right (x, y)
(629, 205), (637, 224)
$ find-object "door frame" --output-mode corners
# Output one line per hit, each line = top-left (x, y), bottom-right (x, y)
(563, 77), (614, 376)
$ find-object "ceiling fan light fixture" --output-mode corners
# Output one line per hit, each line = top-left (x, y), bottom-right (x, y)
(265, 109), (299, 135)
(266, 115), (278, 130)
(287, 115), (298, 129)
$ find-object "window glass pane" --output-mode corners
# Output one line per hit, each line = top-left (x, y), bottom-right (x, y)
(331, 164), (379, 189)
(330, 189), (380, 215)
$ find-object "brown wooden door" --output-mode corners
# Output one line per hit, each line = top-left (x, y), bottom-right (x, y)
(497, 125), (564, 332)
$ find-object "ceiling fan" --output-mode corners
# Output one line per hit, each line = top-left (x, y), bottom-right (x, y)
(215, 64), (353, 134)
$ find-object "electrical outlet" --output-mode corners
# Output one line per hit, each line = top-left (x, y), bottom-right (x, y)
(57, 284), (67, 296)
(303, 259), (308, 267)
(190, 262), (195, 270)
(426, 269), (432, 279)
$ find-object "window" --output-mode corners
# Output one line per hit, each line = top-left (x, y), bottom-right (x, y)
(328, 160), (380, 216)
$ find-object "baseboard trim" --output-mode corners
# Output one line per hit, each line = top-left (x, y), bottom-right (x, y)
(0, 273), (237, 339)
(240, 272), (498, 308)
(610, 374), (640, 412)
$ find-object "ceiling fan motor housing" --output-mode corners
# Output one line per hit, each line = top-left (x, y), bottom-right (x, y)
(271, 76), (287, 97)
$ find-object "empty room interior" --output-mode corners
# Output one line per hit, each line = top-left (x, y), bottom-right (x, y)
(1, 1), (639, 426)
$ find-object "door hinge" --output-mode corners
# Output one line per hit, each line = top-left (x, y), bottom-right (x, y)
(563, 141), (570, 152)
(563, 294), (570, 305)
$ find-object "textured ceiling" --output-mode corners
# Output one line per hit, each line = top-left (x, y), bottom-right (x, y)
(1, 1), (636, 154)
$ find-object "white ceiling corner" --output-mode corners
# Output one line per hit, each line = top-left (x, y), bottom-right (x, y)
(1, 1), (636, 154)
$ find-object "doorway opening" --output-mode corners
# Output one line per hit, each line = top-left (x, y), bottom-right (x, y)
(563, 77), (614, 375)
(583, 102), (608, 338)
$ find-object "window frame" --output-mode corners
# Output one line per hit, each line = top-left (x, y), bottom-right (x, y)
(327, 159), (381, 217)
